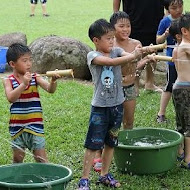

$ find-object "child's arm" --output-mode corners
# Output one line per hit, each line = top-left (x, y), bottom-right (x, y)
(136, 54), (156, 71)
(3, 72), (32, 103)
(173, 47), (179, 71)
(36, 74), (60, 93)
(113, 0), (121, 12)
(92, 46), (142, 66)
(156, 27), (169, 44)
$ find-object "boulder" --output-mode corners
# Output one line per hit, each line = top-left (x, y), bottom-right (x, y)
(0, 32), (27, 47)
(29, 36), (92, 80)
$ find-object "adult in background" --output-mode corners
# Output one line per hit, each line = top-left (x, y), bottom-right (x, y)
(113, 0), (164, 93)
(30, 0), (50, 17)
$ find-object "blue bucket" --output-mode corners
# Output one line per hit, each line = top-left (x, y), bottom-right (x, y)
(0, 46), (8, 73)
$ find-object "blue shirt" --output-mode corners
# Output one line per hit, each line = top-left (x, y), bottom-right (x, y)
(157, 15), (176, 65)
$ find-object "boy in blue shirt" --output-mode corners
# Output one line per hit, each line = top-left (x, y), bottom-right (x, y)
(78, 19), (142, 190)
(156, 0), (183, 123)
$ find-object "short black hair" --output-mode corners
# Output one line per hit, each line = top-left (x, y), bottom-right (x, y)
(6, 43), (31, 64)
(164, 0), (183, 10)
(88, 19), (114, 41)
(169, 19), (181, 40)
(110, 11), (130, 27)
(179, 12), (190, 30)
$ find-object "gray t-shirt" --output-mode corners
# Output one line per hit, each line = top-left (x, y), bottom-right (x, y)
(87, 47), (125, 107)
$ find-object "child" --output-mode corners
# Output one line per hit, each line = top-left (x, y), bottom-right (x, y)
(156, 0), (183, 123)
(78, 19), (142, 189)
(3, 43), (60, 163)
(30, 0), (49, 17)
(113, 0), (164, 93)
(172, 13), (190, 168)
(92, 12), (157, 173)
(110, 11), (157, 130)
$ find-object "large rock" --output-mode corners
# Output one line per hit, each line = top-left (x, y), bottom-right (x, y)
(0, 32), (27, 47)
(29, 36), (92, 80)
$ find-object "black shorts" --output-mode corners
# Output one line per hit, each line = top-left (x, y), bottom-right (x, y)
(164, 64), (177, 93)
(30, 0), (47, 4)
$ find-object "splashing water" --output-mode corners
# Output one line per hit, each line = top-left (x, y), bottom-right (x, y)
(120, 135), (171, 147)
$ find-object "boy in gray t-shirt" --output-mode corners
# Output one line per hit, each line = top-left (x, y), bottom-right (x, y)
(78, 18), (142, 190)
(87, 48), (125, 107)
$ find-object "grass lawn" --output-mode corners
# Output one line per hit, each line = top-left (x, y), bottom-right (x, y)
(0, 0), (190, 189)
(0, 80), (187, 190)
(0, 0), (189, 47)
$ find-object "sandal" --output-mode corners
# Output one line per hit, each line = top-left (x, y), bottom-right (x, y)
(181, 160), (190, 169)
(97, 173), (121, 188)
(78, 178), (90, 190)
(157, 115), (167, 123)
(93, 158), (102, 172)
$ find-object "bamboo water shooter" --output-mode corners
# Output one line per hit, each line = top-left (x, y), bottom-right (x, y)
(44, 69), (74, 78)
(147, 55), (173, 62)
(142, 43), (167, 52)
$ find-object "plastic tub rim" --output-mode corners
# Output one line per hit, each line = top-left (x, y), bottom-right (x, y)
(117, 127), (183, 150)
(0, 163), (72, 188)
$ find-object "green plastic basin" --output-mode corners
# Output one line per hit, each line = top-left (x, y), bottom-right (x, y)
(114, 128), (183, 175)
(0, 163), (72, 190)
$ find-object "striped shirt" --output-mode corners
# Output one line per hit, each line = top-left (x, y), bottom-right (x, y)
(9, 74), (44, 139)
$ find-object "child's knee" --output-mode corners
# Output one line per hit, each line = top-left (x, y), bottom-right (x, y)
(33, 149), (48, 163)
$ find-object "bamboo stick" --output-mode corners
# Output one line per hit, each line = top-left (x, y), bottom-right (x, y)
(41, 69), (74, 77)
(147, 55), (173, 62)
(142, 43), (167, 52)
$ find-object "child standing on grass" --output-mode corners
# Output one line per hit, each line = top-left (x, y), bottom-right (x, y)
(78, 19), (142, 190)
(156, 0), (183, 123)
(172, 13), (190, 168)
(93, 11), (157, 173)
(3, 43), (60, 163)
(110, 11), (157, 130)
